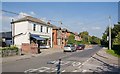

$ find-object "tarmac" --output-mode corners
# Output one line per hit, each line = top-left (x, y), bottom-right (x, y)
(1, 46), (119, 73)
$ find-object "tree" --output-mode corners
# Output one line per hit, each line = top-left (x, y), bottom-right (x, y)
(90, 36), (101, 44)
(101, 33), (108, 46)
(79, 31), (89, 44)
(101, 22), (120, 47)
(113, 32), (120, 45)
(67, 34), (75, 44)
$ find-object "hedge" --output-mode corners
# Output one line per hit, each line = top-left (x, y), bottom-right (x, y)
(0, 46), (19, 57)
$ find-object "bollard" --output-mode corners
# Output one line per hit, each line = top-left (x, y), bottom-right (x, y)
(56, 59), (61, 74)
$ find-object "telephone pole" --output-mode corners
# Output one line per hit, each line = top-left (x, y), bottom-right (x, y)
(109, 16), (111, 49)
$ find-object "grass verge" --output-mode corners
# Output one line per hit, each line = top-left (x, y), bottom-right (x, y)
(106, 49), (120, 58)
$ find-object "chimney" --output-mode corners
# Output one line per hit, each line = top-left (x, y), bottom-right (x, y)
(47, 22), (50, 24)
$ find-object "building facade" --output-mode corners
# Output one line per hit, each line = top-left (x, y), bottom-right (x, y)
(52, 26), (71, 48)
(52, 25), (62, 48)
(11, 16), (53, 49)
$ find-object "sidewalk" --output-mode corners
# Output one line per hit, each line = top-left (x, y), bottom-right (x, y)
(80, 48), (119, 73)
(2, 48), (63, 63)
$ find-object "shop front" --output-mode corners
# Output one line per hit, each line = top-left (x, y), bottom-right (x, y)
(30, 34), (51, 49)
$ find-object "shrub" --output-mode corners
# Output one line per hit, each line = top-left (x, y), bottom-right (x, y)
(0, 46), (19, 57)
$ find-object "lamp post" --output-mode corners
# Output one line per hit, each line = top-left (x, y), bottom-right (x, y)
(109, 16), (111, 49)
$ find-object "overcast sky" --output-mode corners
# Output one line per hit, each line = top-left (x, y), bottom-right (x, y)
(1, 2), (119, 38)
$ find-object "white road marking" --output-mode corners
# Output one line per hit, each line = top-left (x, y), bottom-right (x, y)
(24, 61), (82, 72)
(72, 70), (78, 72)
(37, 67), (50, 72)
(78, 55), (93, 68)
(82, 70), (87, 72)
(61, 61), (70, 65)
(61, 70), (66, 72)
(72, 62), (81, 67)
(28, 69), (38, 72)
(24, 69), (34, 73)
(51, 68), (57, 72)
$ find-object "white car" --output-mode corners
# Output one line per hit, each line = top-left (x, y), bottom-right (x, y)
(64, 44), (76, 52)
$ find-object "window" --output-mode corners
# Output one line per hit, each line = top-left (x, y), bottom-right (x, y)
(33, 24), (36, 31)
(41, 26), (43, 32)
(47, 27), (48, 33)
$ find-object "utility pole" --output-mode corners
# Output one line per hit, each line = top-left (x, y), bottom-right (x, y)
(109, 16), (111, 49)
(11, 19), (14, 45)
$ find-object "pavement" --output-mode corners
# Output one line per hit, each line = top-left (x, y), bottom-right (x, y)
(2, 48), (63, 63)
(78, 48), (120, 73)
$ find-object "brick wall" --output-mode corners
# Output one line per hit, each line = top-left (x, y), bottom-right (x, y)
(21, 43), (38, 54)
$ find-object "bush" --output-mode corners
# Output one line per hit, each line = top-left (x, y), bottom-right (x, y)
(106, 49), (120, 58)
(0, 46), (19, 57)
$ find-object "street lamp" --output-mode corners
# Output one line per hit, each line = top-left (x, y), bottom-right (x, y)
(109, 16), (111, 49)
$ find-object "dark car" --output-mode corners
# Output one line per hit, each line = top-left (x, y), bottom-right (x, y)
(76, 44), (85, 50)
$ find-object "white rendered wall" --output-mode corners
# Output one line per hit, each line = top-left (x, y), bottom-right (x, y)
(13, 21), (30, 48)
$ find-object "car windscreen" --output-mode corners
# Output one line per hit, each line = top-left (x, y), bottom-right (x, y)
(64, 45), (71, 47)
(78, 45), (82, 46)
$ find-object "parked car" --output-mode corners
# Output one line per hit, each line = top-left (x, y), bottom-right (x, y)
(76, 44), (85, 50)
(64, 44), (76, 52)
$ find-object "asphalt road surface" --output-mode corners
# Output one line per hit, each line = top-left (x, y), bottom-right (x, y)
(2, 45), (102, 72)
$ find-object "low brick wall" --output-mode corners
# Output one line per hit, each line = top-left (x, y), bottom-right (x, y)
(85, 45), (93, 49)
(53, 45), (63, 49)
(21, 43), (39, 54)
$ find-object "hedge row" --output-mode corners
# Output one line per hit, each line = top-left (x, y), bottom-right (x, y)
(0, 46), (19, 57)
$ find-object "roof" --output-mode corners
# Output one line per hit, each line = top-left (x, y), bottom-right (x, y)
(0, 31), (12, 38)
(52, 25), (61, 30)
(11, 16), (53, 27)
(62, 28), (67, 32)
(61, 28), (71, 33)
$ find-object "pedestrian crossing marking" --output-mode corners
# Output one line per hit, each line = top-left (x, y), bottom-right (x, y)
(24, 61), (82, 72)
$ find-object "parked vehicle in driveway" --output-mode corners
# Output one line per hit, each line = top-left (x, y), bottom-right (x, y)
(64, 44), (76, 52)
(76, 44), (85, 50)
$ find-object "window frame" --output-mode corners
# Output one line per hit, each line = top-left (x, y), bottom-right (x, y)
(33, 24), (36, 31)
(41, 26), (43, 32)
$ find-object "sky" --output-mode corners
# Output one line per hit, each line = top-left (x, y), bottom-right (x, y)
(1, 0), (120, 2)
(1, 2), (119, 38)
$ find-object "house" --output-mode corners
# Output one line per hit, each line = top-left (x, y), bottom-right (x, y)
(0, 31), (12, 47)
(74, 32), (82, 41)
(52, 25), (62, 48)
(52, 26), (72, 48)
(11, 16), (53, 51)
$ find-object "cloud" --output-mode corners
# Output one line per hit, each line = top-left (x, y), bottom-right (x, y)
(91, 26), (101, 30)
(30, 11), (36, 15)
(81, 27), (87, 31)
(40, 17), (48, 23)
(1, 12), (33, 32)
(13, 12), (31, 20)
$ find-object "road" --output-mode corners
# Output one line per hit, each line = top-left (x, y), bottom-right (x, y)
(2, 45), (102, 72)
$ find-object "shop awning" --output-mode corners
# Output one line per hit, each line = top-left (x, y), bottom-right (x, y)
(40, 35), (50, 39)
(31, 34), (45, 40)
